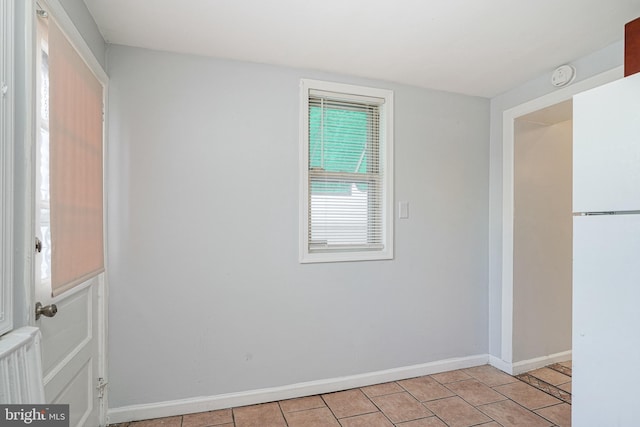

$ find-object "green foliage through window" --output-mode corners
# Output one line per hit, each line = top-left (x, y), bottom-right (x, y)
(308, 101), (379, 194)
(309, 106), (369, 173)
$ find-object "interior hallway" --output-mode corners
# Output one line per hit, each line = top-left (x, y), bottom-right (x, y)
(110, 363), (572, 427)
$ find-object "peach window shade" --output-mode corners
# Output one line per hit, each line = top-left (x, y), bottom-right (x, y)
(49, 19), (104, 296)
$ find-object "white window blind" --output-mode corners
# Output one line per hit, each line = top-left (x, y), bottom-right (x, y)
(300, 80), (394, 263)
(47, 15), (104, 296)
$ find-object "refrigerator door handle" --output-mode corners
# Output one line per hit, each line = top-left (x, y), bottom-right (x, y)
(574, 210), (640, 216)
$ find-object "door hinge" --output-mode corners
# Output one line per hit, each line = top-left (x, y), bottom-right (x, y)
(97, 377), (108, 399)
(35, 237), (42, 253)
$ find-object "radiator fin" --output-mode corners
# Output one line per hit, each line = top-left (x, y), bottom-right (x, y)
(0, 327), (45, 403)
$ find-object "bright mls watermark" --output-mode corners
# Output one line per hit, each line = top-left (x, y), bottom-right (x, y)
(0, 405), (69, 426)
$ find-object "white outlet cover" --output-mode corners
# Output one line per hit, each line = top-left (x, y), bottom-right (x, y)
(399, 201), (409, 219)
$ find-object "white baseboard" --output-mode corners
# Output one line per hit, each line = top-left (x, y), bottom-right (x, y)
(488, 355), (514, 375)
(107, 354), (489, 424)
(510, 350), (572, 375)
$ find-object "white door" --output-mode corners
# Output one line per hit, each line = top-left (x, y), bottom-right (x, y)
(33, 3), (107, 426)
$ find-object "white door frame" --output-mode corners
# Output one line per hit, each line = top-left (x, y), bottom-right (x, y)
(500, 66), (622, 368)
(1, 0), (16, 336)
(24, 0), (109, 423)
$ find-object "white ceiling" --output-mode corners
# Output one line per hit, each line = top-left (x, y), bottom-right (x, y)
(82, 0), (640, 98)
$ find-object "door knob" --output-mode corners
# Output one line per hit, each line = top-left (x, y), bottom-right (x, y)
(35, 302), (58, 320)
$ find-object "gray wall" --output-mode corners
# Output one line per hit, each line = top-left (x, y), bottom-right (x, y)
(58, 0), (106, 68)
(513, 119), (572, 361)
(106, 45), (490, 407)
(488, 41), (624, 358)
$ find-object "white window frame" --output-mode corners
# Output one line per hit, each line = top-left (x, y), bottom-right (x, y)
(299, 79), (394, 263)
(1, 0), (15, 335)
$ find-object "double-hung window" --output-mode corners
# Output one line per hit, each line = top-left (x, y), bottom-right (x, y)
(299, 79), (394, 263)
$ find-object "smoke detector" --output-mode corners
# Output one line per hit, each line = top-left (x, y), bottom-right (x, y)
(551, 65), (576, 87)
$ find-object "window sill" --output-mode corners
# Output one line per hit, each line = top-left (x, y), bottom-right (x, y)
(299, 249), (394, 264)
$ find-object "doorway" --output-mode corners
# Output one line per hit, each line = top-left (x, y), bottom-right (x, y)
(500, 67), (622, 372)
(512, 101), (573, 364)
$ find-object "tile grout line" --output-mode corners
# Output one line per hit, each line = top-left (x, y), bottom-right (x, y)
(477, 396), (546, 425)
(370, 381), (459, 426)
(318, 391), (342, 424)
(533, 401), (571, 427)
(358, 384), (402, 426)
(274, 400), (288, 427)
(546, 363), (572, 377)
(515, 373), (572, 405)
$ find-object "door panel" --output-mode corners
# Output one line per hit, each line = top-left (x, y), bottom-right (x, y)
(37, 278), (100, 427)
(52, 359), (93, 426)
(40, 285), (92, 375)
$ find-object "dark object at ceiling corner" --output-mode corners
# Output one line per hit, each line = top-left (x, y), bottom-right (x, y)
(625, 17), (640, 77)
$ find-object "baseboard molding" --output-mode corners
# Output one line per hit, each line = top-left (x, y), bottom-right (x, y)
(107, 354), (489, 424)
(510, 350), (572, 375)
(488, 355), (514, 375)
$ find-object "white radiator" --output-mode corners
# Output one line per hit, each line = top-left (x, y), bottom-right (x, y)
(0, 326), (45, 403)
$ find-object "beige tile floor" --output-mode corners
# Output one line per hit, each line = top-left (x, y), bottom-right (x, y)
(110, 363), (572, 427)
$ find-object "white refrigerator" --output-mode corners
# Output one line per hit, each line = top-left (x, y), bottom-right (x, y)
(573, 71), (640, 426)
